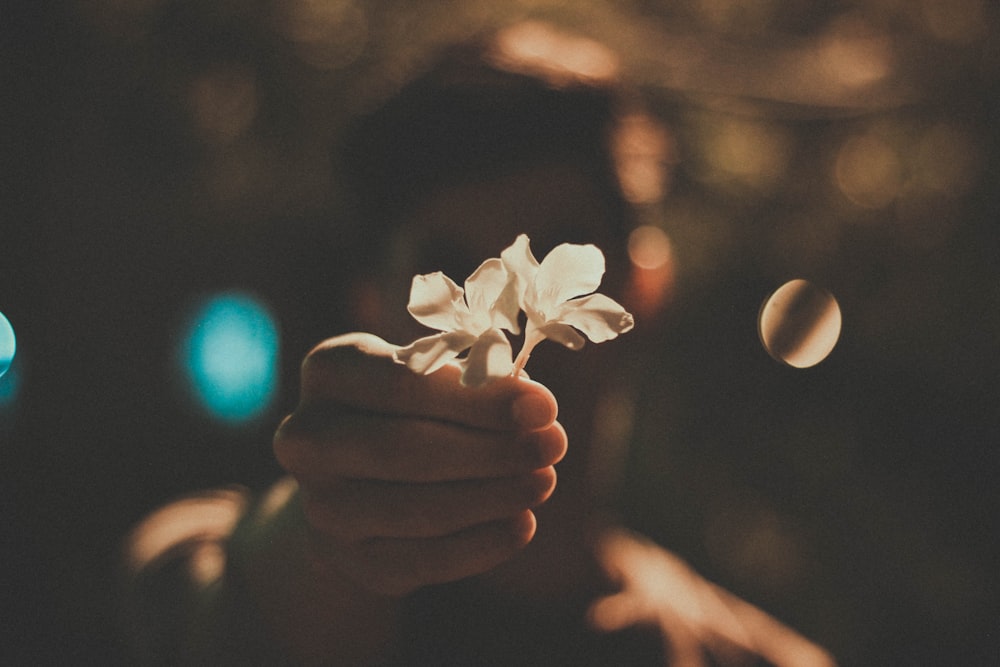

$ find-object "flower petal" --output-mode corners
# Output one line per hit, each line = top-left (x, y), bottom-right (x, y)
(407, 272), (466, 331)
(459, 328), (513, 387)
(464, 258), (507, 311)
(553, 293), (635, 343)
(535, 243), (605, 307)
(491, 278), (522, 335)
(535, 321), (587, 351)
(393, 330), (477, 375)
(500, 234), (540, 274)
(500, 234), (540, 307)
(462, 257), (520, 333)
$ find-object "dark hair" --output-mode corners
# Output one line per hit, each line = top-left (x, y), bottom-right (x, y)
(338, 41), (632, 272)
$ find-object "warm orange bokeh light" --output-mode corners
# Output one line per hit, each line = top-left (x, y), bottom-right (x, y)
(626, 225), (675, 318)
(819, 14), (894, 90)
(629, 225), (673, 271)
(612, 112), (676, 204)
(490, 20), (621, 87)
(188, 64), (259, 144)
(835, 133), (902, 210)
(279, 0), (368, 70)
(920, 0), (987, 43)
(702, 117), (790, 191)
(914, 122), (981, 196)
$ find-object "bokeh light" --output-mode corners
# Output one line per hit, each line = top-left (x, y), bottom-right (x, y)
(913, 122), (981, 197)
(490, 20), (621, 87)
(627, 225), (676, 318)
(628, 225), (673, 271)
(188, 63), (259, 145)
(758, 279), (842, 369)
(0, 356), (20, 412)
(834, 132), (903, 210)
(919, 0), (987, 44)
(179, 292), (280, 424)
(612, 112), (676, 205)
(695, 114), (792, 193)
(692, 0), (781, 34)
(278, 0), (368, 71)
(0, 312), (15, 379)
(819, 14), (894, 90)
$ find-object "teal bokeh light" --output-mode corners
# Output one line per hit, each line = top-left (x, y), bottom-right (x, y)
(0, 312), (15, 379)
(180, 293), (279, 424)
(0, 357), (19, 410)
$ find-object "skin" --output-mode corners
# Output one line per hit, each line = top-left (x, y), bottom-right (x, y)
(274, 332), (567, 598)
(247, 164), (616, 664)
(121, 33), (834, 665)
(236, 155), (832, 667)
(253, 332), (566, 664)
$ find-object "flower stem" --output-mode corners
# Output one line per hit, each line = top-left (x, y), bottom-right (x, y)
(511, 331), (542, 377)
(512, 350), (531, 377)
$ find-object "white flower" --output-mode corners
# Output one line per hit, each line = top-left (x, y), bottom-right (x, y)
(394, 234), (634, 385)
(393, 257), (521, 386)
(501, 234), (634, 374)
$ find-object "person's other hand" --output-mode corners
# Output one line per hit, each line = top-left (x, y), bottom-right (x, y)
(273, 332), (566, 596)
(589, 529), (837, 667)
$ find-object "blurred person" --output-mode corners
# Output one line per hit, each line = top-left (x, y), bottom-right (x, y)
(123, 27), (834, 667)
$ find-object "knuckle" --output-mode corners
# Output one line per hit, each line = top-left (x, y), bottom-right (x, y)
(272, 418), (306, 474)
(273, 406), (361, 476)
(272, 411), (331, 475)
(301, 333), (396, 391)
(300, 345), (358, 394)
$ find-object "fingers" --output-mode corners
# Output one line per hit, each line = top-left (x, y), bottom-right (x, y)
(280, 333), (565, 596)
(300, 333), (558, 432)
(275, 410), (567, 483)
(311, 511), (538, 597)
(302, 467), (556, 541)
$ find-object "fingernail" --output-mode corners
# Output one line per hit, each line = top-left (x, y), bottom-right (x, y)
(512, 392), (555, 429)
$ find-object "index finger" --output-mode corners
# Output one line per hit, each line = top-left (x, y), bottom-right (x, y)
(299, 333), (558, 432)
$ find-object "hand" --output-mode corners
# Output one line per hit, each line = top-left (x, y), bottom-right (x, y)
(273, 332), (567, 597)
(589, 529), (837, 667)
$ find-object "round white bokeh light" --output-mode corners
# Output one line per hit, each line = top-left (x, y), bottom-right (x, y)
(758, 279), (841, 369)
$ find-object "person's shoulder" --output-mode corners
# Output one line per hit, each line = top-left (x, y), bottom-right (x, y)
(120, 486), (253, 665)
(123, 486), (251, 586)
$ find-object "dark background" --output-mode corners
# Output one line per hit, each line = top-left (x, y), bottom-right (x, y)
(3, 1), (998, 665)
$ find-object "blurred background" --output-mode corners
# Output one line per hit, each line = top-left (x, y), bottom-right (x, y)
(2, 0), (998, 664)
